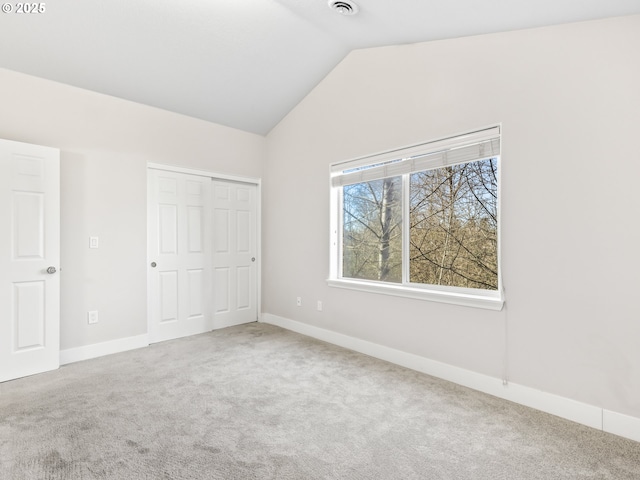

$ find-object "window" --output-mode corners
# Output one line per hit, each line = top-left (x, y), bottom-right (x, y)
(343, 176), (402, 283)
(329, 127), (503, 310)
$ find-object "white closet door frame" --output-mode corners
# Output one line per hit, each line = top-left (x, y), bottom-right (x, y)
(147, 163), (261, 333)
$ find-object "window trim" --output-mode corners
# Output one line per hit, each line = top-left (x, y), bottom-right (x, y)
(328, 126), (504, 311)
(327, 278), (504, 310)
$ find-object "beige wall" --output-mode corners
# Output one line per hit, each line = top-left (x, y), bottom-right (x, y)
(264, 15), (640, 418)
(0, 68), (265, 350)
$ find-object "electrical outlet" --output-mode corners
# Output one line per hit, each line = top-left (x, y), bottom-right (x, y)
(89, 237), (99, 249)
(296, 297), (302, 307)
(317, 301), (323, 312)
(88, 310), (99, 324)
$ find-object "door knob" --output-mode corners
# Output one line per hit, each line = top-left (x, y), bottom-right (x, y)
(46, 266), (57, 274)
(150, 262), (157, 268)
(251, 257), (255, 262)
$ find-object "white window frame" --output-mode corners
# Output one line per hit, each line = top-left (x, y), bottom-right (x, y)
(328, 126), (504, 311)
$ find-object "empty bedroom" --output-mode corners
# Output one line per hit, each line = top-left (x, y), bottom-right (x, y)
(1, 1), (640, 478)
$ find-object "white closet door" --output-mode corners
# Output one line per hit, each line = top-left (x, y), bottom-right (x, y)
(148, 170), (212, 343)
(0, 139), (60, 383)
(212, 181), (257, 328)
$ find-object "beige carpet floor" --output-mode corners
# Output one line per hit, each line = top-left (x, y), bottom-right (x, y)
(1, 322), (639, 479)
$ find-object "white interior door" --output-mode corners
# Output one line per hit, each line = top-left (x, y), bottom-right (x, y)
(0, 138), (60, 383)
(213, 180), (258, 328)
(148, 169), (212, 343)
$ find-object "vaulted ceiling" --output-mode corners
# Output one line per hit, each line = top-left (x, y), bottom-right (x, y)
(1, 0), (639, 135)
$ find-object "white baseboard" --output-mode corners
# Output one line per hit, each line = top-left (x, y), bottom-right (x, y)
(603, 409), (640, 443)
(260, 313), (640, 443)
(60, 334), (149, 366)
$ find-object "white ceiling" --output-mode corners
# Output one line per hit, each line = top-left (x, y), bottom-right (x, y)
(1, 0), (639, 135)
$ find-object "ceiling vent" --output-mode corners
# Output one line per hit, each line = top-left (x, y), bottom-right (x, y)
(328, 0), (359, 16)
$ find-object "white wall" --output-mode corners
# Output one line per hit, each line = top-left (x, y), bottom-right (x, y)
(264, 15), (640, 419)
(0, 68), (265, 351)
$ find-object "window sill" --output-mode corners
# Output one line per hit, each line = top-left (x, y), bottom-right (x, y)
(327, 278), (504, 311)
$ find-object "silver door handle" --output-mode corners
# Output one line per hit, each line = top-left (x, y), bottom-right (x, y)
(46, 266), (57, 274)
(150, 262), (157, 268)
(251, 257), (255, 262)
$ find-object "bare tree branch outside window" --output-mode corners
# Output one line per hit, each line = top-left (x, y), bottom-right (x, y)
(343, 177), (402, 282)
(342, 158), (498, 290)
(409, 158), (498, 290)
